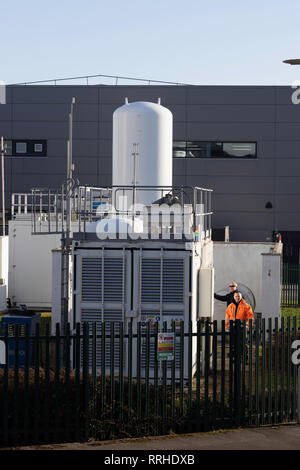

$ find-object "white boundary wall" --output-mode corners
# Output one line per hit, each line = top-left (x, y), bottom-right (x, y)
(213, 242), (281, 323)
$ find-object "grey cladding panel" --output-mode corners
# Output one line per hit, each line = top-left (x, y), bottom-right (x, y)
(0, 104), (12, 121)
(11, 173), (66, 192)
(187, 86), (276, 105)
(100, 85), (187, 104)
(73, 122), (98, 139)
(276, 123), (300, 140)
(186, 122), (275, 140)
(274, 177), (300, 194)
(275, 141), (300, 158)
(98, 139), (112, 157)
(275, 158), (300, 176)
(47, 139), (69, 157)
(11, 85), (99, 104)
(276, 195), (300, 212)
(99, 122), (112, 139)
(98, 157), (111, 174)
(185, 159), (274, 177)
(276, 105), (300, 123)
(274, 212), (300, 230)
(0, 122), (13, 138)
(72, 158), (98, 175)
(212, 210), (274, 230)
(78, 173), (99, 186)
(13, 103), (69, 122)
(173, 122), (187, 140)
(212, 194), (275, 212)
(22, 157), (66, 175)
(173, 159), (186, 176)
(186, 175), (275, 194)
(98, 173), (112, 186)
(275, 87), (297, 105)
(73, 139), (98, 158)
(12, 103), (98, 122)
(187, 105), (275, 123)
(12, 121), (68, 139)
(227, 229), (271, 242)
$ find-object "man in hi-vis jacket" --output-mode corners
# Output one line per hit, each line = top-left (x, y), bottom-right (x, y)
(225, 291), (254, 330)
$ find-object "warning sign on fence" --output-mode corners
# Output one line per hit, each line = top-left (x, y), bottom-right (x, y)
(157, 332), (175, 361)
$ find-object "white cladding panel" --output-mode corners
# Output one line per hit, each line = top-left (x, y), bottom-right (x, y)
(198, 268), (214, 318)
(112, 101), (173, 207)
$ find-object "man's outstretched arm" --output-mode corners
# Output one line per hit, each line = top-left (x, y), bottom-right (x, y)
(214, 293), (228, 302)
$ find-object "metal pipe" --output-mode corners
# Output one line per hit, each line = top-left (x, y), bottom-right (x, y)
(1, 137), (5, 236)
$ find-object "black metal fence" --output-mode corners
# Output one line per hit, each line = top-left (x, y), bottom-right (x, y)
(282, 263), (300, 306)
(0, 317), (298, 447)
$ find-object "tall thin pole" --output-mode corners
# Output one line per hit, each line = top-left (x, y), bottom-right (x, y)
(66, 97), (75, 242)
(68, 97), (75, 182)
(1, 137), (5, 236)
(61, 98), (75, 334)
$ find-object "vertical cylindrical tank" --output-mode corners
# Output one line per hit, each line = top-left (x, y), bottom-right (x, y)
(112, 100), (173, 208)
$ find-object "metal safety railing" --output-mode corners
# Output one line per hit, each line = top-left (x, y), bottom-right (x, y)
(11, 184), (213, 240)
(0, 317), (298, 447)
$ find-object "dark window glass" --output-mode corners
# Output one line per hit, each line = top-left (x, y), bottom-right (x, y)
(16, 142), (27, 154)
(173, 141), (256, 158)
(186, 141), (208, 158)
(173, 141), (186, 158)
(222, 143), (256, 158)
(12, 140), (47, 157)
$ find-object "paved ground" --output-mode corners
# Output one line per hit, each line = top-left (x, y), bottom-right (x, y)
(5, 424), (300, 450)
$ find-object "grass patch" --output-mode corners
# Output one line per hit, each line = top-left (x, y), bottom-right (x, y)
(281, 307), (300, 327)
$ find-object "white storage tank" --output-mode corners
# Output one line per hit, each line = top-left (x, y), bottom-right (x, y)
(112, 100), (173, 208)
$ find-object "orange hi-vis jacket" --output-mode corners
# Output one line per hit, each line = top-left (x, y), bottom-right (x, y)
(225, 299), (254, 329)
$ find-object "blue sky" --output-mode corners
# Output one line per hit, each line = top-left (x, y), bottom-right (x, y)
(2, 0), (300, 85)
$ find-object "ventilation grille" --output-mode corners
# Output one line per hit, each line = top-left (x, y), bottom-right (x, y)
(141, 259), (160, 302)
(81, 309), (123, 369)
(82, 258), (102, 302)
(82, 257), (123, 303)
(104, 258), (123, 302)
(163, 259), (184, 303)
(141, 258), (184, 304)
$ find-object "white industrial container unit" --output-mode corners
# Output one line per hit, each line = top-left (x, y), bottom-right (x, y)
(65, 99), (214, 378)
(71, 235), (213, 379)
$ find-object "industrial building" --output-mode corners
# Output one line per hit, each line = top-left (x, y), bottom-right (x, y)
(0, 83), (298, 260)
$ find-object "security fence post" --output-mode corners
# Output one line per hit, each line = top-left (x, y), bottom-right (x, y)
(234, 320), (242, 427)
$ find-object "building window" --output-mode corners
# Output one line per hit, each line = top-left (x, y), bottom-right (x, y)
(16, 142), (27, 154)
(12, 140), (47, 157)
(34, 143), (43, 153)
(173, 141), (257, 158)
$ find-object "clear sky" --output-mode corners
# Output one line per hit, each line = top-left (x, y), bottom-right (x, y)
(2, 0), (300, 86)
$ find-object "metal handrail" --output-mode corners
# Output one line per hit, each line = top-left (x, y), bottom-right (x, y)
(12, 184), (213, 239)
